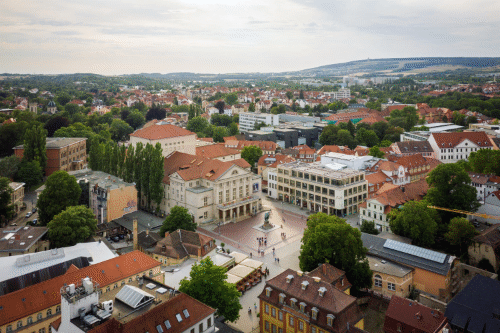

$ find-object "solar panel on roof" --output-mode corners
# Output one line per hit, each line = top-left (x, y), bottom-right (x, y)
(383, 239), (446, 263)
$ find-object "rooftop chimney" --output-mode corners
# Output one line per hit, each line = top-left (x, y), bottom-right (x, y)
(322, 263), (326, 275)
(133, 219), (138, 251)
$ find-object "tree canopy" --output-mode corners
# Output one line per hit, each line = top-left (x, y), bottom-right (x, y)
(0, 177), (14, 225)
(298, 213), (372, 292)
(388, 201), (439, 247)
(241, 145), (262, 168)
(37, 171), (82, 225)
(425, 163), (480, 221)
(445, 217), (478, 256)
(47, 205), (97, 248)
(467, 149), (500, 176)
(360, 220), (380, 235)
(16, 160), (43, 190)
(368, 146), (385, 158)
(23, 123), (47, 172)
(159, 206), (197, 236)
(179, 257), (242, 322)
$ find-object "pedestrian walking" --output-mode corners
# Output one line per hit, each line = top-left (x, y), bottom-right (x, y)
(277, 258), (280, 263)
(274, 257), (276, 262)
(264, 240), (267, 246)
(250, 252), (252, 258)
(254, 303), (257, 311)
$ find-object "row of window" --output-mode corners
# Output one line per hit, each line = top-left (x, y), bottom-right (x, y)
(3, 307), (59, 332)
(278, 169), (364, 186)
(374, 276), (396, 291)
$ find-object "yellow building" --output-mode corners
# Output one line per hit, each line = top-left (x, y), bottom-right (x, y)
(367, 255), (414, 298)
(259, 268), (364, 333)
(0, 251), (162, 333)
(468, 224), (500, 272)
(9, 182), (25, 214)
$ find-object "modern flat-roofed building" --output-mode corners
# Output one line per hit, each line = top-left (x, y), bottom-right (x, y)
(14, 137), (87, 176)
(69, 170), (138, 224)
(275, 161), (368, 216)
(0, 225), (49, 257)
(245, 130), (277, 143)
(239, 112), (279, 132)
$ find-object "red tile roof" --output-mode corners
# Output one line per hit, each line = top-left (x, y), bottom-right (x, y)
(196, 144), (241, 159)
(317, 145), (355, 156)
(367, 179), (429, 213)
(384, 296), (449, 333)
(0, 251), (161, 326)
(431, 132), (493, 148)
(130, 124), (195, 140)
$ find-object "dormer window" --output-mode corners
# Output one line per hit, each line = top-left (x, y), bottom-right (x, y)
(265, 287), (272, 297)
(299, 302), (306, 313)
(327, 314), (335, 326)
(341, 278), (344, 286)
(311, 307), (319, 320)
(290, 298), (297, 308)
(286, 275), (294, 283)
(279, 293), (286, 304)
(301, 281), (309, 290)
(318, 287), (327, 297)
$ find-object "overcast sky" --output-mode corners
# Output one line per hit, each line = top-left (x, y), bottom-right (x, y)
(1, 0), (499, 75)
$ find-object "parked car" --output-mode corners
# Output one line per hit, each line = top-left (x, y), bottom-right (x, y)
(32, 208), (37, 213)
(10, 223), (17, 226)
(25, 212), (32, 218)
(112, 236), (120, 242)
(32, 219), (38, 225)
(106, 237), (112, 242)
(118, 234), (125, 240)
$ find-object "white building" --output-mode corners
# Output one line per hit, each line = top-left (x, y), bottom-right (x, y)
(469, 172), (500, 203)
(428, 132), (493, 163)
(239, 112), (279, 132)
(129, 123), (197, 156)
(320, 152), (377, 171)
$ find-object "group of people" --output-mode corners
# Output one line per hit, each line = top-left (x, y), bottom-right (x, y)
(257, 236), (267, 247)
(281, 232), (287, 239)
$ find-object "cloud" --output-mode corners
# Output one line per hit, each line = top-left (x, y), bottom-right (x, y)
(0, 0), (499, 74)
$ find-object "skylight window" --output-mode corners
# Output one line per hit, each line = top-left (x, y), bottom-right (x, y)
(183, 309), (190, 318)
(176, 314), (183, 322)
(156, 325), (164, 333)
(164, 320), (171, 329)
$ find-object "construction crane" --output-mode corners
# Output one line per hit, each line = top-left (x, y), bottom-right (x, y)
(427, 206), (500, 221)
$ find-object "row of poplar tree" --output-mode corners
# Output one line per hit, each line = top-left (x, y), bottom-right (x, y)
(88, 141), (164, 212)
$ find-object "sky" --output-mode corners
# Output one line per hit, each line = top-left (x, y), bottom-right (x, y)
(1, 0), (499, 75)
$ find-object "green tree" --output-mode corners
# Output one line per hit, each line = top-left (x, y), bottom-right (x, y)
(44, 116), (70, 137)
(0, 121), (29, 157)
(37, 171), (82, 225)
(319, 125), (339, 146)
(149, 143), (164, 212)
(0, 155), (21, 179)
(477, 258), (495, 273)
(286, 91), (294, 100)
(468, 149), (500, 176)
(47, 205), (97, 248)
(134, 143), (144, 206)
(188, 105), (196, 120)
(388, 201), (439, 247)
(213, 127), (228, 143)
(125, 111), (145, 130)
(346, 120), (356, 137)
(110, 119), (134, 141)
(0, 177), (14, 225)
(299, 90), (304, 99)
(186, 117), (209, 134)
(159, 206), (196, 236)
(145, 105), (166, 121)
(123, 145), (135, 183)
(379, 140), (392, 147)
(299, 213), (372, 292)
(336, 130), (356, 149)
(225, 93), (238, 105)
(372, 121), (389, 141)
(179, 257), (242, 322)
(445, 217), (478, 255)
(15, 160), (43, 190)
(241, 145), (263, 168)
(360, 220), (380, 235)
(211, 114), (233, 127)
(426, 163), (480, 221)
(228, 122), (239, 136)
(23, 123), (47, 172)
(368, 146), (385, 158)
(248, 102), (255, 112)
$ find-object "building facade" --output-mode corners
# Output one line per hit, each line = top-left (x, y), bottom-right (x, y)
(69, 170), (138, 224)
(259, 268), (364, 333)
(428, 132), (493, 163)
(275, 161), (368, 216)
(239, 112), (279, 132)
(129, 123), (197, 157)
(14, 137), (87, 176)
(9, 182), (25, 214)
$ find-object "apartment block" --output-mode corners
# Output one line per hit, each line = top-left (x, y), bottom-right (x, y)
(239, 112), (279, 132)
(9, 182), (25, 214)
(14, 137), (87, 176)
(428, 132), (493, 163)
(275, 161), (368, 216)
(69, 170), (138, 224)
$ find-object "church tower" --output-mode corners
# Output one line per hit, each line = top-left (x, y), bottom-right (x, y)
(29, 102), (37, 113)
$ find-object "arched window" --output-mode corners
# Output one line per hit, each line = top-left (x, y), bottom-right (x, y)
(106, 286), (110, 292)
(47, 308), (52, 316)
(17, 321), (23, 328)
(37, 313), (43, 321)
(56, 305), (61, 313)
(128, 277), (132, 283)
(374, 275), (382, 288)
(149, 270), (153, 277)
(6, 325), (12, 332)
(27, 317), (33, 324)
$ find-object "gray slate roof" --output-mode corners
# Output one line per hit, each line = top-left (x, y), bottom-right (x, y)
(360, 233), (454, 276)
(445, 275), (500, 333)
